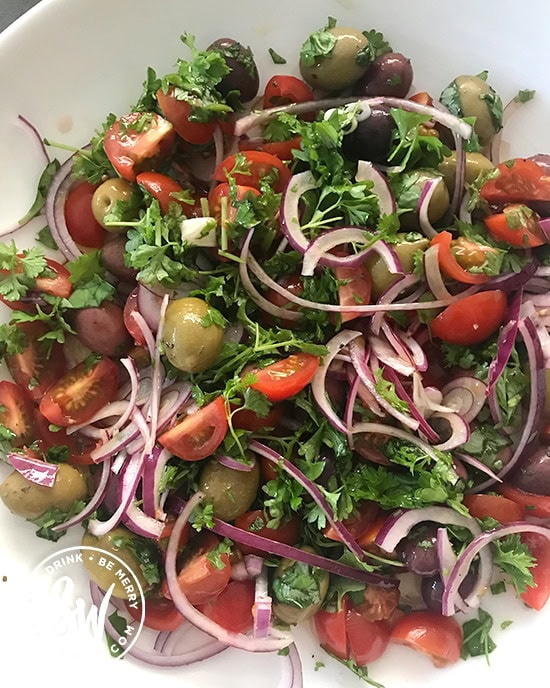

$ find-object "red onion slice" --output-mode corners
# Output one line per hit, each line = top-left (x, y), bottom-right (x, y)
(137, 283), (164, 333)
(245, 554), (265, 578)
(122, 499), (165, 539)
(44, 154), (83, 260)
(215, 454), (257, 472)
(423, 244), (453, 299)
(370, 275), (420, 335)
(382, 368), (440, 442)
(436, 527), (469, 613)
(7, 452), (58, 487)
(280, 171), (318, 253)
(355, 160), (396, 215)
(431, 412), (470, 451)
(417, 178), (442, 239)
(487, 290), (522, 394)
(441, 376), (487, 424)
(301, 227), (371, 277)
(253, 567), (272, 638)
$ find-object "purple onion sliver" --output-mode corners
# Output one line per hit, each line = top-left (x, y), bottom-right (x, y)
(215, 454), (256, 472)
(7, 452), (58, 487)
(382, 368), (439, 442)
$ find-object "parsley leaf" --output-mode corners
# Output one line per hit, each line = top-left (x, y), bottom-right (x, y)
(0, 242), (48, 301)
(70, 113), (117, 183)
(268, 48), (286, 64)
(514, 89), (536, 104)
(299, 17), (338, 67)
(272, 560), (326, 608)
(492, 533), (535, 594)
(36, 226), (58, 250)
(111, 534), (162, 586)
(30, 500), (86, 541)
(18, 160), (61, 225)
(461, 608), (497, 661)
(361, 29), (392, 60)
(388, 109), (451, 171)
(205, 538), (233, 570)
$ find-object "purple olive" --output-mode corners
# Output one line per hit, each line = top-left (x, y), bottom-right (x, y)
(421, 571), (476, 613)
(208, 38), (259, 103)
(342, 105), (393, 164)
(510, 445), (550, 496)
(352, 52), (413, 98)
(73, 301), (132, 357)
(100, 236), (137, 282)
(397, 524), (440, 576)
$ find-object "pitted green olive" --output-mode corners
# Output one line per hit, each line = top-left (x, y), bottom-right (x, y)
(199, 458), (260, 521)
(162, 297), (224, 373)
(300, 27), (369, 91)
(366, 235), (430, 299)
(0, 463), (88, 520)
(439, 151), (495, 192)
(272, 549), (330, 625)
(92, 177), (136, 230)
(81, 526), (153, 599)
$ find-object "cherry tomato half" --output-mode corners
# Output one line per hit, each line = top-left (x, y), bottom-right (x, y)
(249, 353), (320, 403)
(499, 483), (550, 519)
(390, 610), (463, 667)
(197, 579), (255, 634)
(0, 380), (35, 447)
(263, 75), (314, 110)
(33, 409), (97, 466)
(521, 533), (550, 611)
(124, 596), (185, 632)
(158, 396), (228, 461)
(430, 231), (489, 284)
(212, 151), (292, 193)
(463, 493), (525, 524)
(104, 112), (175, 182)
(64, 181), (107, 248)
(484, 204), (546, 248)
(136, 171), (194, 215)
(430, 290), (507, 346)
(234, 510), (300, 555)
(157, 88), (217, 145)
(238, 136), (302, 163)
(314, 606), (348, 660)
(480, 158), (550, 204)
(39, 356), (119, 427)
(1, 256), (72, 312)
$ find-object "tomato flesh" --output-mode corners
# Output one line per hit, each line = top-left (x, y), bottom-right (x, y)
(0, 380), (35, 447)
(238, 136), (302, 162)
(234, 510), (300, 555)
(136, 171), (193, 215)
(480, 158), (550, 204)
(499, 483), (550, 519)
(197, 579), (255, 634)
(39, 356), (119, 427)
(334, 256), (372, 322)
(64, 181), (107, 248)
(33, 409), (97, 465)
(263, 75), (314, 111)
(484, 205), (546, 248)
(430, 231), (489, 284)
(212, 151), (292, 193)
(346, 610), (390, 665)
(158, 396), (228, 461)
(430, 290), (507, 346)
(463, 493), (525, 524)
(124, 596), (185, 632)
(156, 89), (217, 145)
(390, 610), (463, 667)
(314, 607), (348, 660)
(521, 533), (550, 610)
(250, 353), (320, 402)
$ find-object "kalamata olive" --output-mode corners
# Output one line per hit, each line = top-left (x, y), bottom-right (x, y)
(352, 52), (413, 98)
(439, 151), (494, 193)
(342, 105), (393, 164)
(397, 524), (440, 576)
(421, 570), (475, 613)
(72, 301), (132, 357)
(100, 236), (138, 281)
(91, 177), (136, 230)
(440, 74), (503, 146)
(208, 38), (259, 103)
(396, 169), (450, 230)
(199, 459), (260, 521)
(510, 445), (550, 496)
(299, 27), (369, 92)
(272, 549), (329, 625)
(0, 464), (88, 520)
(82, 526), (154, 598)
(162, 297), (224, 373)
(365, 235), (429, 299)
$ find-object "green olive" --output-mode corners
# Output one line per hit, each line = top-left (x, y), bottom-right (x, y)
(92, 177), (136, 230)
(162, 297), (224, 373)
(299, 27), (369, 91)
(447, 74), (503, 146)
(272, 549), (329, 625)
(199, 458), (260, 521)
(81, 526), (153, 599)
(439, 151), (495, 193)
(0, 464), (88, 520)
(398, 170), (450, 231)
(366, 235), (430, 299)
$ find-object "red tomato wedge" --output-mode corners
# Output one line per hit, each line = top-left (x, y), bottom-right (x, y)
(39, 356), (119, 427)
(0, 380), (35, 447)
(484, 204), (546, 248)
(64, 181), (107, 248)
(212, 151), (292, 193)
(499, 483), (550, 519)
(136, 171), (193, 215)
(158, 396), (228, 461)
(1, 256), (73, 312)
(263, 75), (314, 110)
(156, 88), (217, 145)
(334, 256), (372, 322)
(430, 231), (489, 284)
(124, 596), (185, 632)
(314, 607), (348, 660)
(480, 158), (550, 204)
(33, 410), (97, 466)
(249, 353), (320, 402)
(345, 610), (390, 665)
(521, 533), (550, 611)
(238, 136), (302, 162)
(430, 290), (507, 346)
(197, 579), (255, 634)
(463, 493), (525, 524)
(390, 610), (463, 667)
(104, 112), (175, 182)
(234, 510), (300, 555)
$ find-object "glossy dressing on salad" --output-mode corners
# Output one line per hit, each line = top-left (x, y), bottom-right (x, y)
(1, 16), (550, 686)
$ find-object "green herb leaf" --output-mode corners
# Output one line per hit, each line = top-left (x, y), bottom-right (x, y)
(299, 17), (338, 67)
(268, 48), (287, 64)
(19, 160), (61, 225)
(30, 500), (86, 541)
(461, 608), (497, 662)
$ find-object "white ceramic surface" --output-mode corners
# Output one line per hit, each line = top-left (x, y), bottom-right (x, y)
(0, 1), (549, 687)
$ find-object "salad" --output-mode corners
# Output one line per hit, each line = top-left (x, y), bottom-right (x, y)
(1, 15), (550, 685)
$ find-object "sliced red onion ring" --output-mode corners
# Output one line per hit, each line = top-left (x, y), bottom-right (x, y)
(487, 290), (522, 395)
(142, 445), (171, 518)
(397, 330), (428, 372)
(145, 294), (169, 454)
(382, 368), (440, 442)
(347, 365), (384, 418)
(249, 440), (366, 561)
(280, 171), (318, 253)
(381, 320), (416, 371)
(7, 452), (58, 487)
(355, 160), (396, 215)
(131, 310), (157, 359)
(442, 522), (550, 616)
(441, 376), (487, 423)
(449, 131), (466, 220)
(457, 453), (503, 484)
(245, 554), (265, 578)
(431, 412), (470, 451)
(52, 458), (112, 532)
(44, 153), (82, 260)
(253, 566), (272, 638)
(212, 124), (225, 172)
(370, 275), (420, 335)
(137, 283), (164, 333)
(417, 178), (442, 239)
(215, 454), (256, 472)
(122, 499), (165, 539)
(423, 245), (453, 299)
(165, 492), (294, 652)
(110, 358), (140, 434)
(436, 527), (469, 613)
(458, 191), (472, 224)
(301, 227), (372, 277)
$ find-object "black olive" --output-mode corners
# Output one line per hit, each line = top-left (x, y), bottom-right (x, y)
(342, 105), (393, 164)
(208, 37), (259, 103)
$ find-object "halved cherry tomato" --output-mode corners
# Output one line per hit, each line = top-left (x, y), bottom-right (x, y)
(314, 606), (348, 660)
(334, 255), (372, 322)
(197, 579), (255, 633)
(1, 256), (73, 312)
(123, 289), (147, 346)
(158, 396), (228, 461)
(484, 204), (546, 248)
(430, 231), (489, 284)
(249, 353), (320, 403)
(157, 88), (217, 145)
(39, 356), (119, 427)
(33, 409), (97, 466)
(409, 91), (434, 106)
(158, 518), (191, 553)
(212, 151), (292, 193)
(480, 158), (550, 204)
(234, 510), (300, 555)
(136, 171), (195, 215)
(346, 610), (391, 665)
(263, 75), (314, 110)
(124, 596), (185, 632)
(521, 533), (550, 610)
(390, 610), (463, 667)
(231, 403), (284, 432)
(64, 181), (107, 248)
(463, 493), (525, 524)
(162, 533), (231, 606)
(499, 483), (550, 519)
(104, 112), (175, 182)
(0, 380), (35, 447)
(324, 501), (379, 543)
(238, 136), (302, 162)
(208, 182), (260, 227)
(262, 274), (304, 330)
(5, 322), (66, 402)
(430, 290), (507, 346)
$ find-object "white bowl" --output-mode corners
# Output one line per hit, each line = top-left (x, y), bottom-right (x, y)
(0, 1), (548, 687)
